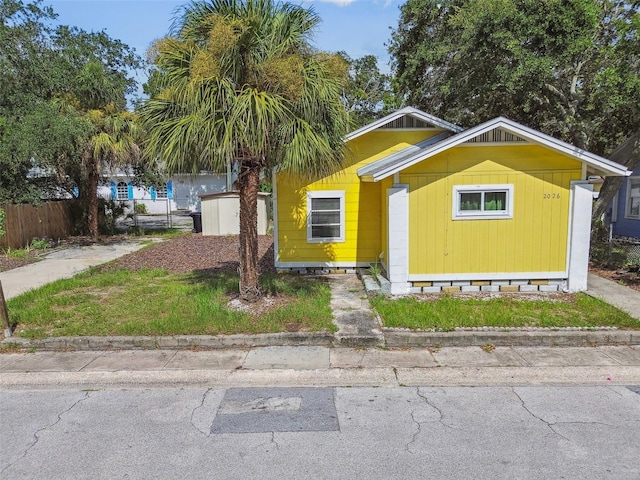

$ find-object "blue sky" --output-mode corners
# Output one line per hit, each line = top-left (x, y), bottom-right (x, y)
(47, 0), (402, 73)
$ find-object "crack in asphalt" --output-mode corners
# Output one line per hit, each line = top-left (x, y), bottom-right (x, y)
(1, 391), (91, 475)
(406, 388), (454, 454)
(605, 385), (625, 397)
(270, 432), (280, 451)
(511, 388), (570, 442)
(406, 409), (423, 454)
(190, 388), (213, 436)
(418, 388), (454, 430)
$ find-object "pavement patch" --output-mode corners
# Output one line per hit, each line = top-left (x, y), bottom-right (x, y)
(627, 386), (640, 395)
(211, 387), (338, 434)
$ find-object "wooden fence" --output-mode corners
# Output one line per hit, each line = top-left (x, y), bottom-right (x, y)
(0, 200), (77, 250)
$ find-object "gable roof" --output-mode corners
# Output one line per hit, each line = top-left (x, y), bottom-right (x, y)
(358, 116), (631, 182)
(345, 106), (464, 142)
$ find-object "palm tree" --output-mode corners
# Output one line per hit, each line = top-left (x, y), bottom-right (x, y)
(140, 0), (349, 301)
(81, 109), (141, 241)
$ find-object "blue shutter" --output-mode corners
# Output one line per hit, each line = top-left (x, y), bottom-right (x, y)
(150, 186), (157, 200)
(110, 182), (117, 199)
(166, 181), (173, 199)
(127, 182), (133, 200)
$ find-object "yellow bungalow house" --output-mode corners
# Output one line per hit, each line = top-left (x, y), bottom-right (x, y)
(273, 107), (630, 294)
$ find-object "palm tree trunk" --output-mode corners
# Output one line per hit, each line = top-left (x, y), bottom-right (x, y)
(86, 155), (100, 243)
(237, 158), (261, 301)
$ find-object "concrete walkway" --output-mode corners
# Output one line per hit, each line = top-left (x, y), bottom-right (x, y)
(0, 241), (153, 300)
(587, 273), (640, 320)
(1, 345), (639, 388)
(328, 274), (384, 347)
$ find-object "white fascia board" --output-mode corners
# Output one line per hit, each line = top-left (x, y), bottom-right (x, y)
(345, 107), (463, 142)
(371, 117), (630, 182)
(495, 118), (630, 176)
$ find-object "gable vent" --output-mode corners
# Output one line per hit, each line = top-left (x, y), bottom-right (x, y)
(465, 128), (528, 143)
(380, 116), (433, 129)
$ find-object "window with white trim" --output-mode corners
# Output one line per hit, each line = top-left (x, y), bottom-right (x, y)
(453, 184), (514, 220)
(626, 177), (640, 219)
(116, 181), (128, 200)
(307, 191), (345, 243)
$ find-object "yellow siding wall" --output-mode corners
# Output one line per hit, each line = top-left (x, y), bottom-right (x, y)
(276, 130), (441, 264)
(402, 145), (582, 275)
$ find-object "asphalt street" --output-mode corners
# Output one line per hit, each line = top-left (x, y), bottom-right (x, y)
(2, 385), (639, 479)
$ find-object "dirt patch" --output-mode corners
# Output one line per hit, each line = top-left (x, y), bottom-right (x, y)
(590, 266), (640, 293)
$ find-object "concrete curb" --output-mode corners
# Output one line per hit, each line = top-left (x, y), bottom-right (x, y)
(3, 332), (334, 351)
(4, 366), (640, 388)
(3, 329), (639, 351)
(383, 329), (640, 348)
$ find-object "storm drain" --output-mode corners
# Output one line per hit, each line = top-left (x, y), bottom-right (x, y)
(211, 387), (339, 434)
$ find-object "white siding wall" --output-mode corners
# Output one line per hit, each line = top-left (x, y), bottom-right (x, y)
(97, 174), (228, 213)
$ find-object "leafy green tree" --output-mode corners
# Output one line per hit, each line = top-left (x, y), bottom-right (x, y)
(388, 0), (640, 158)
(338, 53), (400, 128)
(0, 0), (145, 237)
(140, 0), (349, 300)
(0, 0), (68, 204)
(0, 0), (139, 203)
(0, 100), (91, 204)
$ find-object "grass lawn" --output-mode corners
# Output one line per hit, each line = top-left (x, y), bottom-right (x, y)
(370, 293), (639, 331)
(7, 268), (335, 339)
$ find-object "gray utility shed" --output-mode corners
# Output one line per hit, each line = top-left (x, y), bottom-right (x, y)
(199, 191), (270, 236)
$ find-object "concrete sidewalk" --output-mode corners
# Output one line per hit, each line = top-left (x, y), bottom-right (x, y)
(0, 240), (153, 300)
(1, 345), (639, 388)
(587, 273), (640, 320)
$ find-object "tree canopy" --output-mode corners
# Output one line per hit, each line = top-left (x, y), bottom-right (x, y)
(0, 0), (143, 211)
(338, 52), (399, 129)
(389, 0), (640, 158)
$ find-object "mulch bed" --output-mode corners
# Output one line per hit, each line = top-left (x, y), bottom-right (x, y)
(1, 234), (275, 275)
(101, 234), (275, 275)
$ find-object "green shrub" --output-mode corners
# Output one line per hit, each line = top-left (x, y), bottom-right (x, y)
(134, 203), (148, 214)
(0, 207), (5, 238)
(99, 199), (127, 235)
(30, 237), (56, 250)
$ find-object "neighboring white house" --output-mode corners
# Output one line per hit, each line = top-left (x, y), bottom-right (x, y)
(97, 171), (232, 214)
